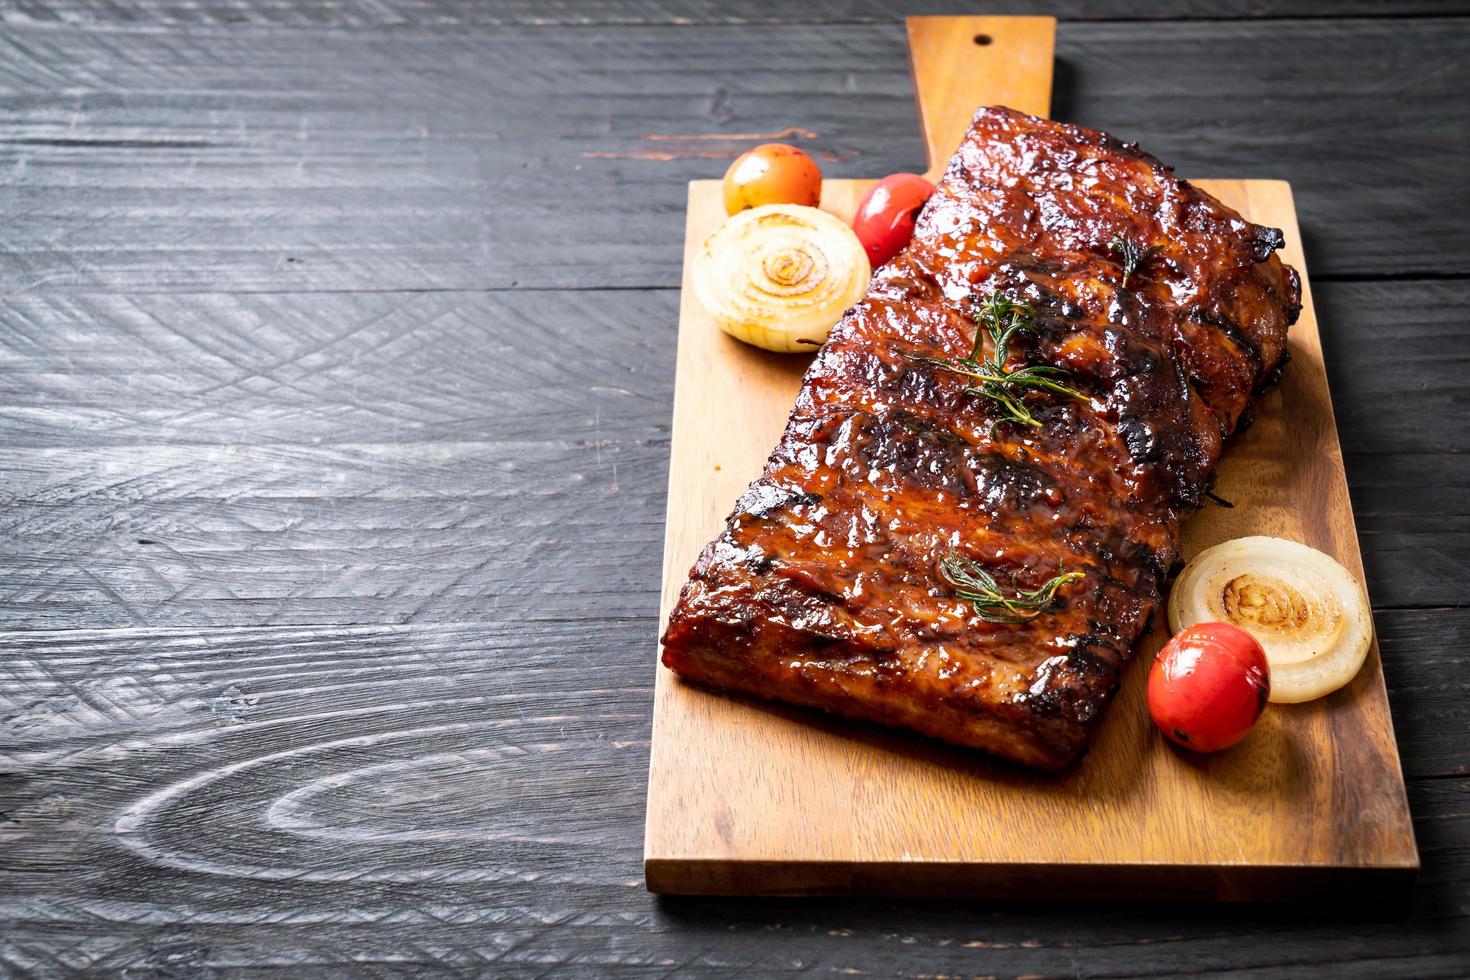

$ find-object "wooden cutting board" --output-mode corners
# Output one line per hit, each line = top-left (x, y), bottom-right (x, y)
(644, 15), (1418, 899)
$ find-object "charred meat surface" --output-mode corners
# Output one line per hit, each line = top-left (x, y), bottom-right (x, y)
(661, 107), (1300, 771)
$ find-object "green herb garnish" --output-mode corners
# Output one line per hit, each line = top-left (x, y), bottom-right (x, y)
(940, 554), (1085, 624)
(1110, 234), (1162, 288)
(908, 293), (1085, 434)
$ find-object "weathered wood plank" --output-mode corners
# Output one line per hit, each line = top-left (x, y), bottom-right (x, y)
(2, 438), (1460, 627)
(9, 0), (1469, 29)
(0, 280), (1458, 453)
(1377, 609), (1470, 777)
(0, 287), (670, 629)
(0, 619), (1465, 975)
(0, 281), (1463, 630)
(1318, 279), (1470, 456)
(0, 439), (668, 628)
(1320, 278), (1470, 608)
(0, 614), (1460, 781)
(0, 289), (677, 449)
(0, 19), (1464, 293)
(1344, 453), (1470, 610)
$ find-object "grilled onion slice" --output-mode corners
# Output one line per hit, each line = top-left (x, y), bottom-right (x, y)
(1167, 536), (1373, 703)
(692, 203), (870, 353)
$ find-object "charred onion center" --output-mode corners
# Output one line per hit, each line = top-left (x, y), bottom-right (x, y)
(759, 245), (826, 295)
(1221, 573), (1326, 634)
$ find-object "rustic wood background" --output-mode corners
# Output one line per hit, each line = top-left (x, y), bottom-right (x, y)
(1, 1), (1466, 976)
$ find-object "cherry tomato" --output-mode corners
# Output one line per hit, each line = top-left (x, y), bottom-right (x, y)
(852, 173), (937, 267)
(1147, 622), (1270, 753)
(722, 144), (822, 216)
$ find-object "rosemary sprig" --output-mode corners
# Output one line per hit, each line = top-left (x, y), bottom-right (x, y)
(1110, 234), (1162, 288)
(940, 553), (1085, 624)
(909, 294), (1085, 433)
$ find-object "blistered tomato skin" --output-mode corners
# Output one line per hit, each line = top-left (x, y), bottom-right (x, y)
(852, 173), (937, 267)
(1147, 622), (1271, 753)
(722, 144), (823, 216)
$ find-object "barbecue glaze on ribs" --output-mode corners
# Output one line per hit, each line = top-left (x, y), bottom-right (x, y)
(661, 107), (1301, 771)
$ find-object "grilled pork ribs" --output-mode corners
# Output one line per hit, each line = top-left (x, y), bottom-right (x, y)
(661, 107), (1301, 770)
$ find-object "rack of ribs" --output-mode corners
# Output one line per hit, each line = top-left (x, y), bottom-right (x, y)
(660, 106), (1301, 771)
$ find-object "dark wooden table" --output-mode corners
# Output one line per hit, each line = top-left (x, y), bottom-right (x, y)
(2, 2), (1467, 976)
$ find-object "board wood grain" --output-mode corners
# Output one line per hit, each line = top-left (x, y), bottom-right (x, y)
(644, 16), (1418, 899)
(907, 16), (1054, 180)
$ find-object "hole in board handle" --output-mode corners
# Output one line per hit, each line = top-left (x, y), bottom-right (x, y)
(973, 33), (993, 46)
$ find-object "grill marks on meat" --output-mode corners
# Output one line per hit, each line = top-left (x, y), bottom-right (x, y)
(661, 107), (1300, 771)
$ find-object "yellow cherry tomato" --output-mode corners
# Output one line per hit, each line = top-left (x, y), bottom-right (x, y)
(722, 143), (822, 216)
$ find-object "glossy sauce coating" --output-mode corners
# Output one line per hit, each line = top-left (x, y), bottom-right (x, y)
(662, 107), (1300, 770)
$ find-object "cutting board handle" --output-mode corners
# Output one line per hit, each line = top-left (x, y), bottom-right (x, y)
(906, 16), (1055, 182)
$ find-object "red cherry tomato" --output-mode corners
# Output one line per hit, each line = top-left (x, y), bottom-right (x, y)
(722, 144), (822, 215)
(1147, 622), (1270, 753)
(852, 173), (937, 267)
